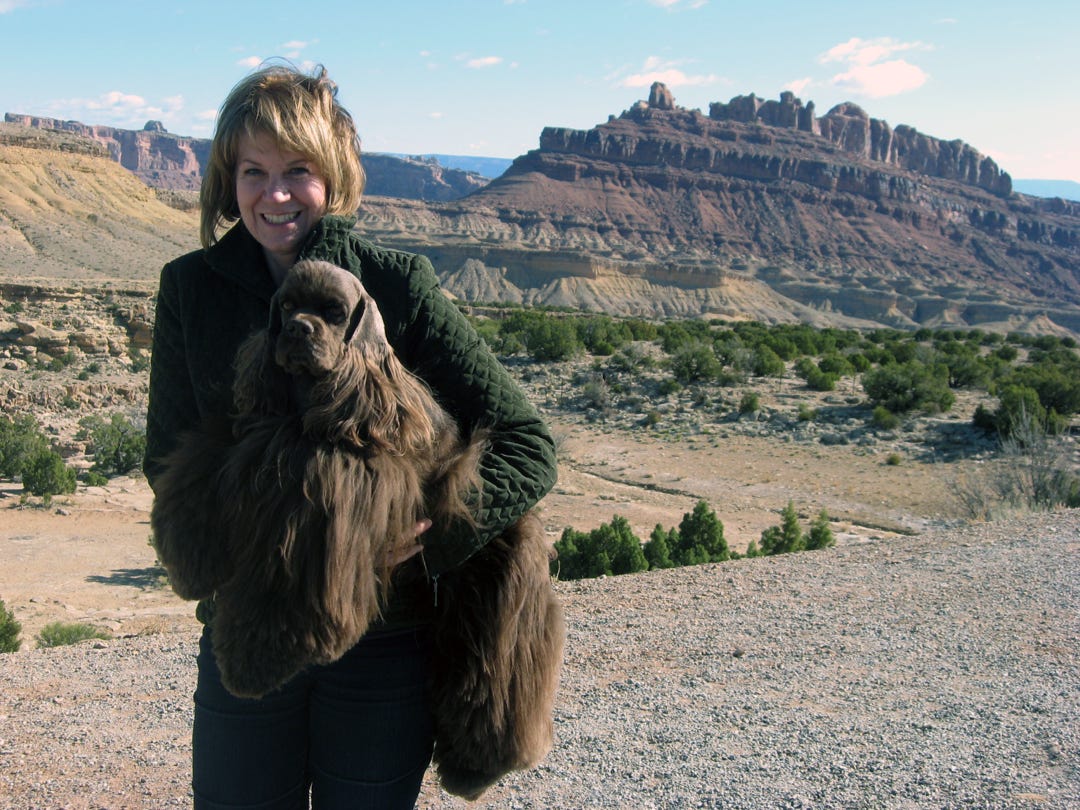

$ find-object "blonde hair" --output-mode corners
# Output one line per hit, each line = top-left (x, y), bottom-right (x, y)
(199, 63), (365, 248)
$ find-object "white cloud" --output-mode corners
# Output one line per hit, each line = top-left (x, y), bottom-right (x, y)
(819, 37), (931, 98)
(237, 56), (263, 69)
(282, 40), (309, 50)
(648, 0), (708, 8)
(86, 91), (147, 111)
(831, 60), (929, 98)
(0, 0), (31, 12)
(618, 56), (723, 89)
(466, 56), (503, 69)
(196, 109), (218, 121)
(784, 77), (813, 97)
(47, 91), (185, 128)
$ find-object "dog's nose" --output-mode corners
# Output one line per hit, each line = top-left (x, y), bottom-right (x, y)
(285, 317), (315, 338)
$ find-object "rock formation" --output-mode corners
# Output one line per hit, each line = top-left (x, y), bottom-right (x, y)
(5, 114), (209, 191)
(2, 91), (1079, 336)
(4, 114), (490, 200)
(354, 85), (1079, 334)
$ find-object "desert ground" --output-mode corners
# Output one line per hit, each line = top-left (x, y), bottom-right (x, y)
(1, 284), (1077, 808)
(0, 376), (994, 644)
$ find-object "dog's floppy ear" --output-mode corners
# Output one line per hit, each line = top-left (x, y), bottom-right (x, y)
(345, 287), (388, 350)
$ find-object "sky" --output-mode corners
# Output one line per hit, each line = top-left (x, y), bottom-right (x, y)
(1, 0), (1077, 182)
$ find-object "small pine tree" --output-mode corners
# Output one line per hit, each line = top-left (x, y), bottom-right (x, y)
(758, 525), (782, 556)
(644, 524), (675, 570)
(776, 501), (805, 554)
(760, 502), (806, 555)
(673, 501), (729, 564)
(552, 516), (647, 580)
(807, 509), (836, 550)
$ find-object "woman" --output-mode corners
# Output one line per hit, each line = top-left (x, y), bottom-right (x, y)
(144, 63), (557, 809)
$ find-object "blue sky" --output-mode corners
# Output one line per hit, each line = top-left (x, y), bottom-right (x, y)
(2, 0), (1077, 181)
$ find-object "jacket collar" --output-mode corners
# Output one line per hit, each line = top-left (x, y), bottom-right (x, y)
(203, 215), (359, 302)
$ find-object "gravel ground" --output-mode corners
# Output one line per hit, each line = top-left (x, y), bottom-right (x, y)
(1, 510), (1077, 810)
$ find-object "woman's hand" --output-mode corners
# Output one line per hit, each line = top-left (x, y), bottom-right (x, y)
(389, 518), (431, 566)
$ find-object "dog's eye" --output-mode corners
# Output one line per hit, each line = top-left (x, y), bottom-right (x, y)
(280, 300), (296, 313)
(324, 305), (347, 323)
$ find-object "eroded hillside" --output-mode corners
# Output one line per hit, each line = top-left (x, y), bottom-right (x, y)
(0, 123), (197, 287)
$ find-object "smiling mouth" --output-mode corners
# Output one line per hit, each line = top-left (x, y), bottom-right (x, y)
(262, 211), (301, 225)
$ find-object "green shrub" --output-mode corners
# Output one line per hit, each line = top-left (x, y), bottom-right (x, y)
(991, 386), (1052, 441)
(670, 341), (722, 384)
(871, 406), (900, 430)
(21, 449), (77, 505)
(83, 470), (110, 487)
(35, 621), (111, 648)
(0, 598), (21, 653)
(759, 501), (805, 555)
(863, 361), (955, 414)
(885, 452), (903, 466)
(577, 315), (632, 355)
(552, 516), (647, 580)
(0, 414), (49, 479)
(751, 345), (785, 377)
(657, 378), (682, 396)
(797, 403), (817, 422)
(806, 509), (836, 550)
(669, 501), (729, 564)
(644, 525), (676, 570)
(738, 391), (760, 414)
(77, 413), (146, 475)
(759, 503), (834, 555)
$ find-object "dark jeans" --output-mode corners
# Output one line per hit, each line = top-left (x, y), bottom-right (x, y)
(192, 624), (434, 809)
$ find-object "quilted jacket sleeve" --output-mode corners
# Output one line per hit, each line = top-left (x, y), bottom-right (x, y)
(143, 262), (200, 488)
(399, 253), (558, 576)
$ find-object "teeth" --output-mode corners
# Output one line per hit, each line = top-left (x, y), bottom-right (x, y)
(263, 212), (300, 225)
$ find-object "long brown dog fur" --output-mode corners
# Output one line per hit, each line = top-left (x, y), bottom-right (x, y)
(149, 259), (564, 799)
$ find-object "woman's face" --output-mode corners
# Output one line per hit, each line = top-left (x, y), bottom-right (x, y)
(235, 131), (328, 278)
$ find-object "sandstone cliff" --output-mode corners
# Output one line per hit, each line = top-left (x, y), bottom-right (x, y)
(4, 114), (489, 200)
(5, 115), (209, 191)
(354, 85), (1080, 334)
(0, 122), (197, 284)
(3, 89), (1080, 337)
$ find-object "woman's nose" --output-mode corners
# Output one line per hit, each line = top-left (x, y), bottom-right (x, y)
(265, 175), (291, 200)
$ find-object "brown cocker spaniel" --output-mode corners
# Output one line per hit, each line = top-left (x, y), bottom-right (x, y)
(149, 259), (564, 800)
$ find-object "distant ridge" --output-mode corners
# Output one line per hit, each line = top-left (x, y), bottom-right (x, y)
(1013, 179), (1080, 202)
(2, 113), (489, 202)
(381, 153), (513, 181)
(3, 91), (1079, 336)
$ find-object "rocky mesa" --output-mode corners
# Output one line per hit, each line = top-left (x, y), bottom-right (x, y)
(4, 85), (1080, 336)
(357, 85), (1080, 334)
